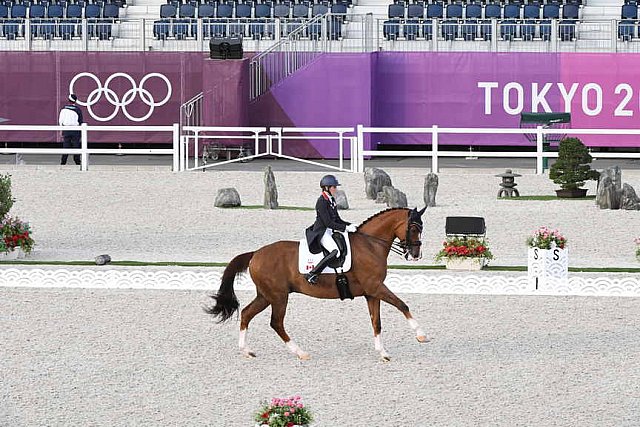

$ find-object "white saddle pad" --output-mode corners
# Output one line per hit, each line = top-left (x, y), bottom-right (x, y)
(298, 231), (352, 275)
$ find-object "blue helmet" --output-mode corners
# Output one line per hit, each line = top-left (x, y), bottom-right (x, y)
(320, 174), (341, 187)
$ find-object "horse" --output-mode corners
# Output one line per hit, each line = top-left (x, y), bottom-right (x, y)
(204, 207), (428, 361)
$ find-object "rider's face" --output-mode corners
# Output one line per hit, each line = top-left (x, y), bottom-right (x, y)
(329, 185), (337, 196)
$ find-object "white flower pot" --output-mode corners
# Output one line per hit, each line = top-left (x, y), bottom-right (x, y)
(445, 257), (487, 270)
(528, 247), (568, 279)
(0, 249), (19, 261)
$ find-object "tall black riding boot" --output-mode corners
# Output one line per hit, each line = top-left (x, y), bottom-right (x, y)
(305, 249), (338, 284)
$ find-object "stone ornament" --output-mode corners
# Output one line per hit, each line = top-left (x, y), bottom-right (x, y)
(214, 188), (241, 207)
(263, 165), (278, 209)
(423, 173), (438, 207)
(364, 167), (392, 200)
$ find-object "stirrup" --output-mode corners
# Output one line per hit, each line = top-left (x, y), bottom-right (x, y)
(305, 273), (319, 284)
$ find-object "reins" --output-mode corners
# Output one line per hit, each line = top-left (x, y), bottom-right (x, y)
(354, 231), (407, 256)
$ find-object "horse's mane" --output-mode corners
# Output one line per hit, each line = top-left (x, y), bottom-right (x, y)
(357, 207), (409, 230)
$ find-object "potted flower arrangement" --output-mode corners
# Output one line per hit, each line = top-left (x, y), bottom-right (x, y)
(254, 396), (313, 427)
(527, 226), (568, 280)
(0, 174), (35, 260)
(435, 236), (493, 270)
(549, 137), (599, 198)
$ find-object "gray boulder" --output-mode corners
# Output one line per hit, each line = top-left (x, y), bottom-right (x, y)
(263, 165), (278, 209)
(423, 173), (438, 207)
(620, 183), (640, 210)
(335, 189), (349, 210)
(600, 166), (622, 190)
(215, 188), (241, 207)
(596, 177), (620, 210)
(364, 167), (392, 200)
(380, 185), (408, 208)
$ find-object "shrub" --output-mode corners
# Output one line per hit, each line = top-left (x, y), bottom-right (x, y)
(1, 217), (35, 253)
(0, 173), (14, 219)
(549, 137), (599, 190)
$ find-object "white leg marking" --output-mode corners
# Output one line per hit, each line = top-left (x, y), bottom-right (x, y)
(286, 340), (310, 360)
(374, 334), (390, 361)
(239, 329), (255, 357)
(408, 318), (428, 342)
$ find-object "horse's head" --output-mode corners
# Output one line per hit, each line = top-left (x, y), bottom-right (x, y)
(399, 207), (426, 261)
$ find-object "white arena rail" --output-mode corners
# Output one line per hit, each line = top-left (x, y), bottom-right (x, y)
(276, 127), (357, 172)
(356, 125), (640, 174)
(0, 123), (179, 171)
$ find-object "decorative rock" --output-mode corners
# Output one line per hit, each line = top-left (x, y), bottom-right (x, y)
(423, 173), (438, 207)
(620, 183), (640, 210)
(381, 185), (408, 208)
(364, 167), (392, 200)
(263, 165), (278, 209)
(214, 188), (241, 208)
(596, 166), (622, 209)
(334, 189), (349, 210)
(95, 254), (111, 265)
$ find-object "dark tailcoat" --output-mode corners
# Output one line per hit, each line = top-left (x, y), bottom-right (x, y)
(305, 193), (349, 254)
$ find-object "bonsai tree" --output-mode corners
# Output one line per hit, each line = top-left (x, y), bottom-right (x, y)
(549, 137), (599, 191)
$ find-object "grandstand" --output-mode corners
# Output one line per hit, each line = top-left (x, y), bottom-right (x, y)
(0, 0), (638, 52)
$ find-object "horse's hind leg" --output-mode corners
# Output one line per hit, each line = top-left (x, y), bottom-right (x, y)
(270, 296), (311, 360)
(365, 296), (391, 361)
(374, 284), (429, 343)
(239, 294), (270, 358)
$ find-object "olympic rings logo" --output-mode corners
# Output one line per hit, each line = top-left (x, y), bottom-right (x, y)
(69, 72), (172, 122)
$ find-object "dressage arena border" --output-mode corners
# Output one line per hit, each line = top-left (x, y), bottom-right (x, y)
(0, 266), (639, 297)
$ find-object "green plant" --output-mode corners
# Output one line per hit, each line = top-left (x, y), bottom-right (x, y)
(435, 236), (493, 262)
(635, 237), (640, 261)
(254, 396), (314, 427)
(526, 226), (567, 249)
(1, 217), (34, 253)
(549, 137), (599, 190)
(0, 173), (14, 219)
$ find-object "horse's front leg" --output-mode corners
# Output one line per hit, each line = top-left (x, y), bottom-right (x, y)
(374, 284), (429, 343)
(270, 295), (311, 360)
(365, 296), (391, 361)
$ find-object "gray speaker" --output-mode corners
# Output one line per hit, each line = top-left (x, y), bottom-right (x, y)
(209, 37), (243, 60)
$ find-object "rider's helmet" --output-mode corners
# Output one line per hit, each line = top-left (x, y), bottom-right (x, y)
(320, 174), (341, 188)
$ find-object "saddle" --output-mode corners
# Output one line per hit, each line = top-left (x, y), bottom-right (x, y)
(298, 231), (352, 275)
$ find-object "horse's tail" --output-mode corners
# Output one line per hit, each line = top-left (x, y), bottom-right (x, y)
(204, 251), (255, 323)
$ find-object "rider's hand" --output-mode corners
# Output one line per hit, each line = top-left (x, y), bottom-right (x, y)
(346, 224), (357, 233)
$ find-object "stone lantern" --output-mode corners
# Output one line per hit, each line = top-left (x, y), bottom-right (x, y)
(496, 169), (522, 197)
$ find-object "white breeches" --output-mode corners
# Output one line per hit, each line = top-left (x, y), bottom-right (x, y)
(320, 229), (340, 257)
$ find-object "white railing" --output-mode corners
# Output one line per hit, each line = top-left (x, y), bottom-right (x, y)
(356, 124), (640, 174)
(275, 127), (357, 172)
(0, 123), (179, 171)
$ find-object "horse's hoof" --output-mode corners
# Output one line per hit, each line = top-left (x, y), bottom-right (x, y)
(380, 354), (391, 362)
(416, 335), (430, 343)
(242, 349), (256, 358)
(298, 352), (311, 361)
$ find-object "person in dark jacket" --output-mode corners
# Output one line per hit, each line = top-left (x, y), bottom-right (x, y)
(304, 174), (357, 284)
(58, 94), (83, 166)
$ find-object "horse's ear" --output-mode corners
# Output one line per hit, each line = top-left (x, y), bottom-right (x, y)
(418, 206), (427, 216)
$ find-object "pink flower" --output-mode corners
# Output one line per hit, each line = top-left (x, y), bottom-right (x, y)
(284, 412), (290, 417)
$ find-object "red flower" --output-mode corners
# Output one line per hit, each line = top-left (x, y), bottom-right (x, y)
(261, 412), (269, 419)
(287, 423), (294, 427)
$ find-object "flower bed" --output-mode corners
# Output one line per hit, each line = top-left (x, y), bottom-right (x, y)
(435, 236), (493, 268)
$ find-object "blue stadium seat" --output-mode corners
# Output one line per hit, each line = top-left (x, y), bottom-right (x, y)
(249, 3), (273, 39)
(292, 3), (308, 19)
(174, 3), (195, 39)
(273, 3), (290, 18)
(619, 4), (637, 40)
(103, 3), (119, 18)
(481, 3), (500, 41)
(216, 3), (233, 18)
(462, 4), (481, 41)
(442, 3), (461, 40)
(540, 4), (558, 41)
(60, 3), (82, 39)
(154, 4), (175, 39)
(388, 3), (404, 19)
(405, 4), (423, 40)
(522, 4), (540, 40)
(4, 3), (26, 39)
(501, 4), (520, 40)
(236, 3), (252, 18)
(560, 4), (578, 41)
(423, 3), (442, 40)
(562, 4), (579, 19)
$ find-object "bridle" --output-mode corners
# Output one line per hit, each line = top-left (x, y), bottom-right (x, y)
(357, 212), (423, 259)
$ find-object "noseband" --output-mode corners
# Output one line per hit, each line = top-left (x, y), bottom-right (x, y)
(391, 219), (423, 257)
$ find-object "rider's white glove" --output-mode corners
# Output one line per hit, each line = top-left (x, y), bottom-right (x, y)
(345, 224), (357, 233)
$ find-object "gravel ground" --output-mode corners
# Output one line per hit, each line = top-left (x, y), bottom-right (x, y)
(1, 288), (640, 426)
(2, 165), (640, 267)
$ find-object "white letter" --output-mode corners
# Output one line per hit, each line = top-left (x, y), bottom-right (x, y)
(614, 83), (633, 117)
(532, 83), (552, 113)
(582, 83), (602, 116)
(503, 82), (524, 115)
(558, 83), (579, 113)
(478, 82), (499, 115)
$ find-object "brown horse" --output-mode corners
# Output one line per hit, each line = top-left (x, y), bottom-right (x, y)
(204, 207), (428, 361)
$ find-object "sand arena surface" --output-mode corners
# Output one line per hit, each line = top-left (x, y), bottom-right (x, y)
(3, 166), (640, 267)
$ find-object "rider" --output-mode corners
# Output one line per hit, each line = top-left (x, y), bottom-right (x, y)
(304, 174), (357, 284)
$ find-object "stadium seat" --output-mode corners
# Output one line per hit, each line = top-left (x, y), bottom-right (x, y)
(405, 4), (423, 40)
(154, 4), (175, 39)
(250, 3), (273, 39)
(60, 3), (82, 39)
(540, 4), (559, 41)
(383, 3), (403, 40)
(28, 3), (46, 38)
(619, 4), (637, 40)
(174, 3), (195, 39)
(423, 3), (442, 40)
(522, 4), (540, 41)
(482, 3), (501, 40)
(461, 3), (481, 41)
(442, 3), (462, 41)
(5, 3), (26, 39)
(501, 4), (520, 41)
